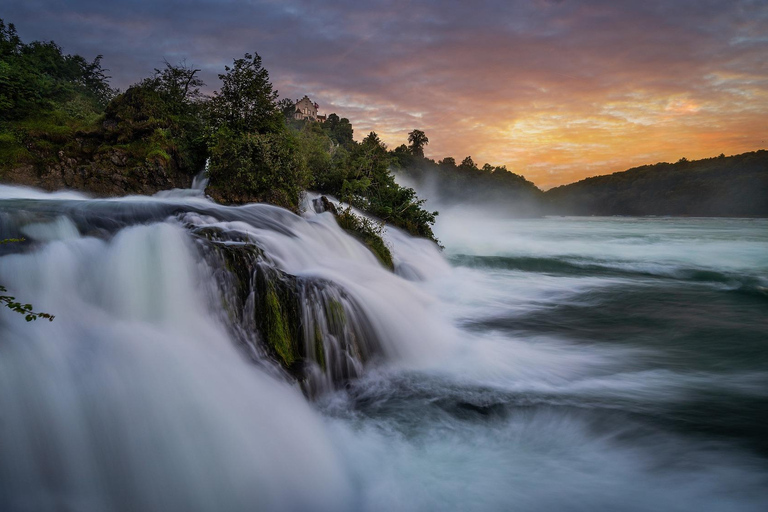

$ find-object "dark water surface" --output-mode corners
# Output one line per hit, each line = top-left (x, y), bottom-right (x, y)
(1, 184), (767, 512)
(320, 215), (768, 511)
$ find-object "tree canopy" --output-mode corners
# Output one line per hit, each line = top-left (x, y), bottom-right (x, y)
(210, 52), (281, 134)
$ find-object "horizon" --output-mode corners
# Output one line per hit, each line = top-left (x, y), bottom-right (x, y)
(3, 0), (767, 188)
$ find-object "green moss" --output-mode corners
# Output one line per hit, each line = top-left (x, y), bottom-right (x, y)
(336, 208), (394, 270)
(0, 134), (31, 167)
(326, 298), (346, 336)
(314, 324), (326, 372)
(361, 233), (393, 270)
(264, 283), (296, 366)
(19, 116), (74, 143)
(147, 147), (171, 162)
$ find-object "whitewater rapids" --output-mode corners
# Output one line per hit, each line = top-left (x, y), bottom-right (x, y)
(1, 184), (767, 511)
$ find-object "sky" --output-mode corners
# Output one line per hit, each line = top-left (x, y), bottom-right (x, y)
(3, 0), (767, 188)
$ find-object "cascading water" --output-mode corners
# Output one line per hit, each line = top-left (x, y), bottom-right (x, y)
(2, 184), (768, 512)
(0, 184), (447, 511)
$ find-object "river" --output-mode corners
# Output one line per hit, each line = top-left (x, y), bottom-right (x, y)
(1, 185), (767, 511)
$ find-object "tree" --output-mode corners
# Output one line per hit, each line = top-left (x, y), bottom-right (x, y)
(101, 60), (209, 173)
(323, 113), (354, 147)
(277, 97), (296, 121)
(460, 156), (477, 171)
(407, 129), (429, 157)
(210, 52), (281, 134)
(207, 129), (311, 210)
(0, 18), (114, 120)
(141, 60), (204, 114)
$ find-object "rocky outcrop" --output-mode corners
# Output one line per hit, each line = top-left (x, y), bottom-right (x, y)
(1, 145), (192, 197)
(191, 224), (381, 397)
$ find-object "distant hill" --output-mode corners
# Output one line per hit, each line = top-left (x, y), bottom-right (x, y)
(545, 150), (768, 217)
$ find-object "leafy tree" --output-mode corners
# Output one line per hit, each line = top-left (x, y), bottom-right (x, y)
(102, 61), (208, 173)
(323, 113), (354, 147)
(407, 129), (429, 157)
(0, 18), (113, 121)
(210, 52), (281, 134)
(207, 128), (311, 210)
(460, 156), (477, 171)
(277, 97), (297, 121)
(141, 60), (204, 114)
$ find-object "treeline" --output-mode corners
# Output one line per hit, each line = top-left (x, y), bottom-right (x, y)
(390, 133), (544, 215)
(0, 19), (206, 195)
(545, 151), (768, 217)
(3, 18), (764, 229)
(390, 128), (767, 218)
(0, 19), (437, 242)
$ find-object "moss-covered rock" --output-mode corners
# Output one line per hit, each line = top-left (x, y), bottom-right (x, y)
(254, 274), (301, 369)
(335, 208), (394, 270)
(190, 223), (384, 396)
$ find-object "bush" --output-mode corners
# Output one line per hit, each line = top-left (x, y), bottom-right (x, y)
(207, 128), (312, 210)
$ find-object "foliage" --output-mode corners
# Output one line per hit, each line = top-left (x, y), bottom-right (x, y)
(391, 137), (544, 217)
(545, 150), (768, 217)
(0, 19), (113, 122)
(0, 285), (55, 322)
(207, 128), (311, 210)
(303, 129), (439, 241)
(323, 113), (354, 147)
(209, 52), (282, 135)
(102, 61), (208, 173)
(0, 18), (115, 170)
(407, 129), (429, 157)
(335, 207), (393, 269)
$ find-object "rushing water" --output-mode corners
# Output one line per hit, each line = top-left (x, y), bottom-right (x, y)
(1, 185), (767, 511)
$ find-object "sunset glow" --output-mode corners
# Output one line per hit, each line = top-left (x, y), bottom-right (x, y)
(5, 0), (767, 188)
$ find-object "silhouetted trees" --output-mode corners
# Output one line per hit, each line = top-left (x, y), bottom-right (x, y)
(546, 151), (768, 217)
(407, 129), (429, 157)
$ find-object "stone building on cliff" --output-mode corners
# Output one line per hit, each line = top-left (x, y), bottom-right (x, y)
(293, 95), (326, 122)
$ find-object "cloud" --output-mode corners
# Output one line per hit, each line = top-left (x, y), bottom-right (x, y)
(4, 0), (767, 187)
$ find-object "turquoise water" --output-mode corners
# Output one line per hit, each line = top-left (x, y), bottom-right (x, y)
(2, 183), (767, 511)
(319, 215), (768, 511)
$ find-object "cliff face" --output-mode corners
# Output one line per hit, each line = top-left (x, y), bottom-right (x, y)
(2, 149), (191, 196)
(0, 123), (196, 197)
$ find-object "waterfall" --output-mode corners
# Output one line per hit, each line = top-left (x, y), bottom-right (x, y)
(0, 183), (449, 511)
(2, 185), (768, 512)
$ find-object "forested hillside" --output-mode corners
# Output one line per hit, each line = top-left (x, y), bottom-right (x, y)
(545, 151), (768, 216)
(0, 19), (438, 245)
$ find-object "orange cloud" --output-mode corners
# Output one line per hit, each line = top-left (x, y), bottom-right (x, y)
(6, 0), (767, 190)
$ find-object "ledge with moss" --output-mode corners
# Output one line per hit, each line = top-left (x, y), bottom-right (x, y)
(334, 206), (394, 270)
(0, 116), (200, 196)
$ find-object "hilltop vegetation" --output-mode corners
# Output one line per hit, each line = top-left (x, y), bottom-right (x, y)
(546, 151), (768, 217)
(0, 18), (211, 195)
(0, 19), (438, 243)
(390, 135), (544, 215)
(390, 128), (767, 218)
(2, 16), (765, 233)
